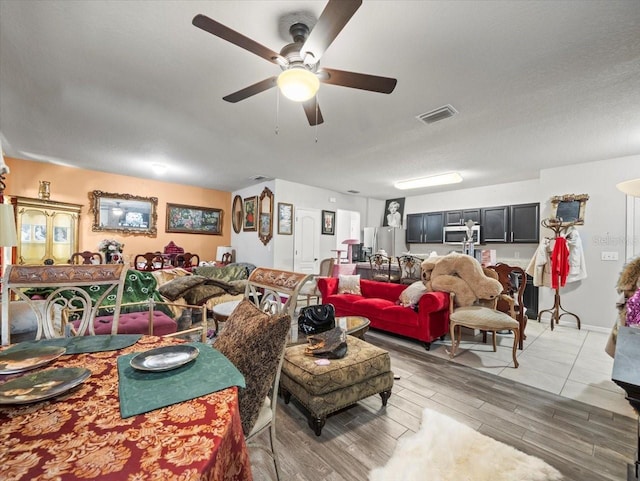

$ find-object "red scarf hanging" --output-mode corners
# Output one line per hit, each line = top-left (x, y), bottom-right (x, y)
(551, 236), (569, 289)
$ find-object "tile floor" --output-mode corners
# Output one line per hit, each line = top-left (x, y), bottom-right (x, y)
(369, 319), (635, 418)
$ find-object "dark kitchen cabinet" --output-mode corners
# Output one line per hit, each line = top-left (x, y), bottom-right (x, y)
(406, 212), (444, 243)
(510, 203), (540, 243)
(445, 209), (481, 226)
(481, 203), (540, 243)
(481, 206), (509, 242)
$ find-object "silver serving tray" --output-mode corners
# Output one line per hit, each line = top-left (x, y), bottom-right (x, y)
(130, 345), (199, 372)
(0, 367), (91, 404)
(0, 346), (66, 375)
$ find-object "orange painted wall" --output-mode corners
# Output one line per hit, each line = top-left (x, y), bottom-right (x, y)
(4, 157), (231, 263)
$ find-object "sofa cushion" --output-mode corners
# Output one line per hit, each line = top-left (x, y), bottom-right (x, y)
(182, 284), (226, 305)
(213, 300), (290, 436)
(359, 279), (407, 303)
(194, 265), (248, 282)
(158, 275), (208, 301)
(338, 274), (361, 295)
(399, 281), (428, 307)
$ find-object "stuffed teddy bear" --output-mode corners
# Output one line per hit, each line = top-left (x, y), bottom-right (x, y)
(421, 252), (503, 307)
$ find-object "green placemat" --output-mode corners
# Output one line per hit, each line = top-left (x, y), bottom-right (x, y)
(117, 342), (245, 418)
(7, 335), (142, 355)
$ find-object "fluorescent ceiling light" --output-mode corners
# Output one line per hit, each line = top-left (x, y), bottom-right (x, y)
(394, 172), (463, 190)
(617, 178), (640, 197)
(277, 67), (319, 102)
(152, 163), (168, 175)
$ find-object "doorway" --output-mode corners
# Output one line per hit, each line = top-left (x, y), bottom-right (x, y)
(294, 208), (320, 275)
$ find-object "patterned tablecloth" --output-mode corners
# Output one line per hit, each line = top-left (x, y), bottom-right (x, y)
(0, 335), (253, 481)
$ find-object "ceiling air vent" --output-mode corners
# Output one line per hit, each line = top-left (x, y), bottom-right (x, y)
(416, 104), (457, 125)
(249, 175), (270, 182)
(347, 190), (360, 194)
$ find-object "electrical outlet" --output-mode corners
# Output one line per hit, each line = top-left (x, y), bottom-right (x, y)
(601, 251), (619, 261)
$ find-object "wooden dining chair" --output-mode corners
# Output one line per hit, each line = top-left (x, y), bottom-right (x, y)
(172, 252), (200, 269)
(214, 268), (310, 481)
(134, 252), (165, 271)
(69, 251), (103, 265)
(397, 255), (422, 285)
(369, 254), (400, 283)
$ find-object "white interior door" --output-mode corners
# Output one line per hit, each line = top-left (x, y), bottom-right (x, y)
(294, 208), (320, 274)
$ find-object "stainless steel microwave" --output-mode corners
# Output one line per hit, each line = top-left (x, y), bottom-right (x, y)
(443, 225), (481, 244)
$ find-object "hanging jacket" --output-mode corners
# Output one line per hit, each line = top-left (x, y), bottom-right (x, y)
(565, 226), (587, 282)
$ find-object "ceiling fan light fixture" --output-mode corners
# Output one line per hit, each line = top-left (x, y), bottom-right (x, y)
(394, 172), (463, 190)
(277, 67), (319, 102)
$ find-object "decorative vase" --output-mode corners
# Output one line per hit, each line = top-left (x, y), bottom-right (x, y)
(38, 181), (51, 200)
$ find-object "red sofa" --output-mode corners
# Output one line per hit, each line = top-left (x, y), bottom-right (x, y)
(317, 278), (450, 350)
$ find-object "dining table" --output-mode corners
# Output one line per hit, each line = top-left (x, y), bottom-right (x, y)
(0, 334), (253, 481)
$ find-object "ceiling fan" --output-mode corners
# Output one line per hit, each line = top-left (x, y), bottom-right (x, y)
(192, 0), (397, 126)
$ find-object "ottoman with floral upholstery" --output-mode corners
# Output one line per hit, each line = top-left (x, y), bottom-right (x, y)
(280, 335), (393, 436)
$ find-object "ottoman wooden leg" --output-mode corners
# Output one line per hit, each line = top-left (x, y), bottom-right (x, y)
(309, 416), (326, 436)
(380, 390), (392, 406)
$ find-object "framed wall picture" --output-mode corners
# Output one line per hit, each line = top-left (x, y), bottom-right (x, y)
(382, 197), (405, 227)
(166, 203), (222, 235)
(53, 226), (69, 243)
(232, 195), (243, 234)
(243, 196), (257, 231)
(322, 210), (335, 235)
(278, 202), (293, 235)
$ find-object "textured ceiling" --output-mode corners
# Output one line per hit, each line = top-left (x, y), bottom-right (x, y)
(1, 0), (639, 199)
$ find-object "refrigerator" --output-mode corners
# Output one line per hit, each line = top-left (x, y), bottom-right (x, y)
(363, 226), (407, 258)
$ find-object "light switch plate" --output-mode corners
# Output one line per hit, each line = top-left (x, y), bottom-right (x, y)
(601, 251), (619, 261)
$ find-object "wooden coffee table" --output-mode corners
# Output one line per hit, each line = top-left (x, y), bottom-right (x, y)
(288, 316), (370, 345)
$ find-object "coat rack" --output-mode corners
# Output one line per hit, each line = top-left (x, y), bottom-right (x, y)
(537, 217), (581, 330)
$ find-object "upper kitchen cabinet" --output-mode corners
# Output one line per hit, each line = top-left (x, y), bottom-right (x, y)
(481, 203), (540, 243)
(445, 209), (481, 226)
(406, 212), (444, 243)
(481, 206), (509, 242)
(510, 203), (540, 243)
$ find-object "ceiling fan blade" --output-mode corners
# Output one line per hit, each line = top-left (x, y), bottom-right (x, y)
(223, 77), (278, 103)
(302, 98), (324, 126)
(320, 68), (397, 94)
(193, 14), (281, 64)
(301, 0), (362, 63)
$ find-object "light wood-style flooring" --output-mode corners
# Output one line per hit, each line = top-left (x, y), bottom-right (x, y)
(249, 332), (635, 481)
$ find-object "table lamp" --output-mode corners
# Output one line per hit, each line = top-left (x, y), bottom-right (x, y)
(216, 246), (234, 263)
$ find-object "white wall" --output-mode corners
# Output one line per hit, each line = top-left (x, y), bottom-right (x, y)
(537, 154), (640, 331)
(230, 180), (277, 268)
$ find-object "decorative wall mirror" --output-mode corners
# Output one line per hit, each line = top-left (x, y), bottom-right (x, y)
(550, 193), (589, 226)
(258, 187), (274, 245)
(90, 190), (158, 236)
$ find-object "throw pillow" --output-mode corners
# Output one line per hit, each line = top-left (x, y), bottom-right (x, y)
(182, 285), (226, 305)
(338, 274), (361, 295)
(158, 275), (208, 301)
(214, 300), (291, 435)
(399, 281), (428, 308)
(194, 265), (248, 282)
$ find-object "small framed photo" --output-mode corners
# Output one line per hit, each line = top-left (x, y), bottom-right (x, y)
(259, 213), (271, 237)
(243, 196), (257, 232)
(33, 225), (47, 243)
(21, 224), (31, 242)
(322, 210), (335, 235)
(277, 203), (293, 235)
(53, 226), (69, 243)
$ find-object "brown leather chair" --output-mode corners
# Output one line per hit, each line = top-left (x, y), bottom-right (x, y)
(69, 251), (103, 265)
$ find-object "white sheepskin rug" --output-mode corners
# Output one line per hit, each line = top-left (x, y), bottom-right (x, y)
(369, 408), (563, 481)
